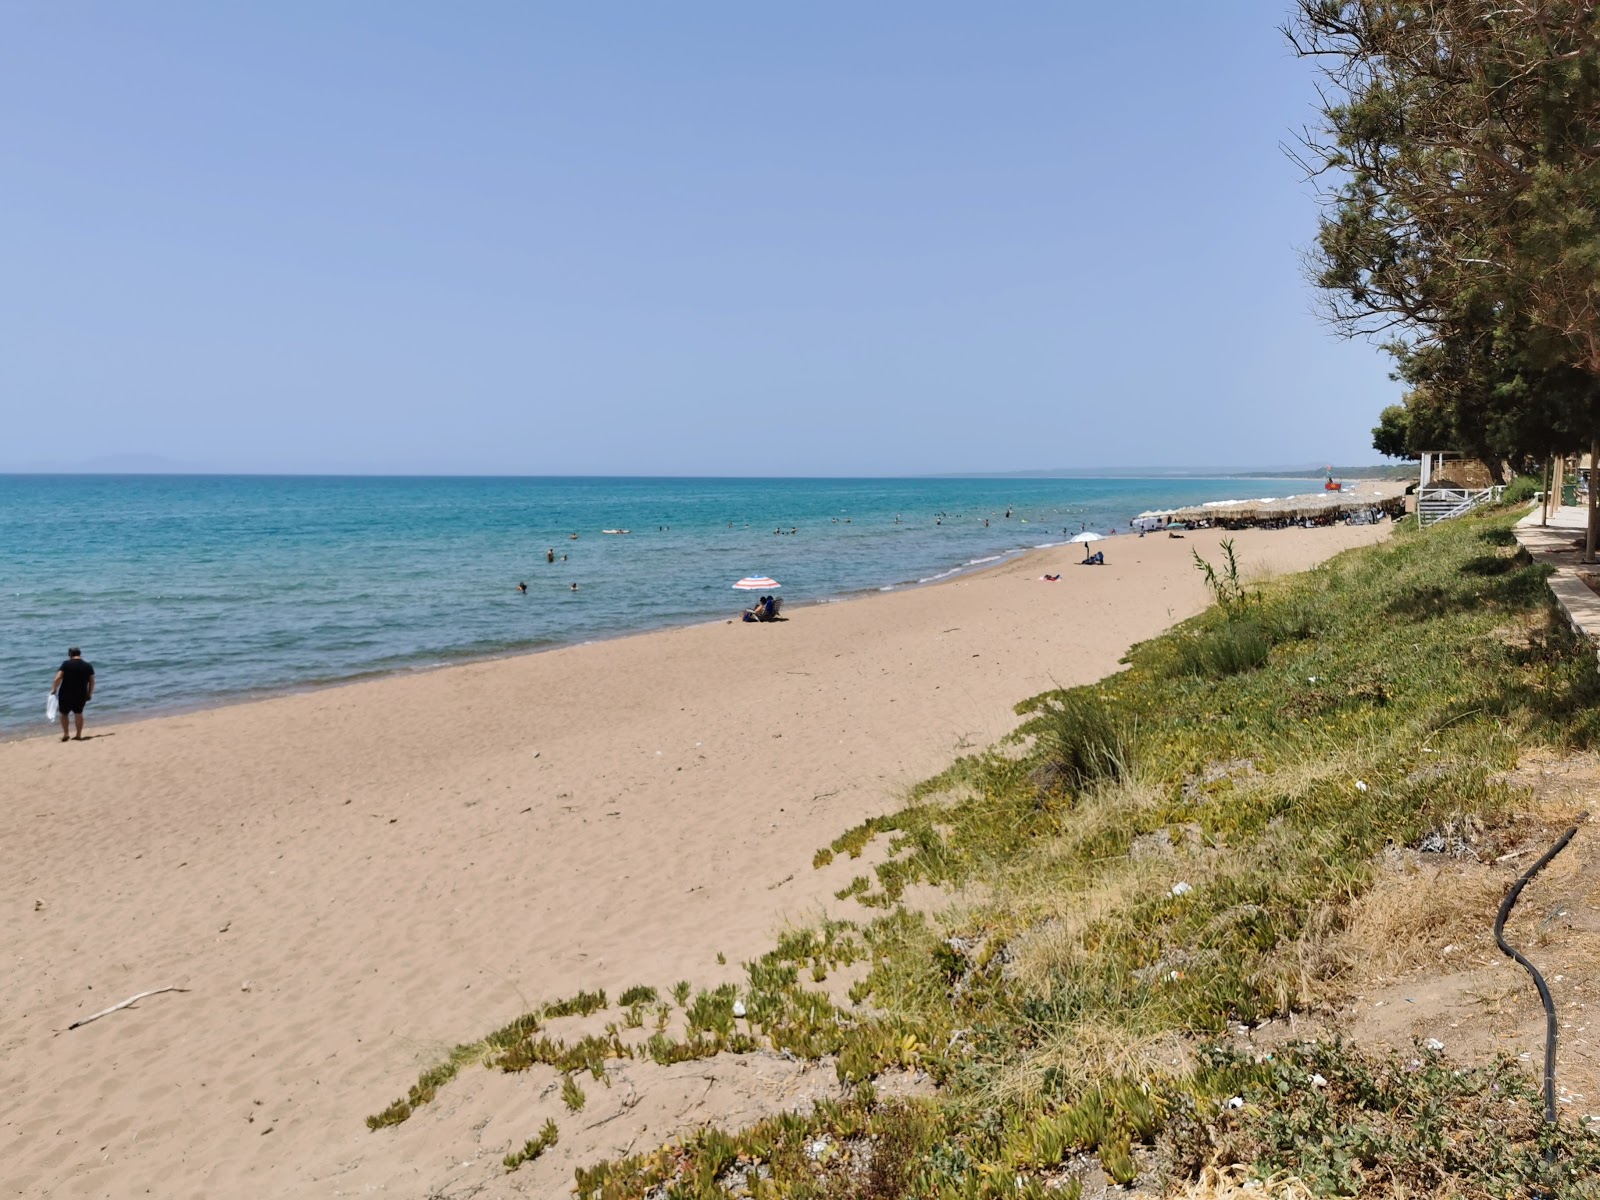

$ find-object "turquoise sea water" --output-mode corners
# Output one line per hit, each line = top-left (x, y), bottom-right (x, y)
(0, 474), (1317, 734)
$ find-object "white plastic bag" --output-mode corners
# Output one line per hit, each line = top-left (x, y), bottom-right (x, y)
(45, 692), (58, 722)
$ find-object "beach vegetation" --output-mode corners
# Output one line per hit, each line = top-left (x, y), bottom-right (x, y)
(367, 512), (1600, 1196)
(543, 988), (607, 1019)
(672, 980), (692, 1006)
(503, 1117), (558, 1172)
(1192, 536), (1250, 612)
(489, 1029), (629, 1078)
(617, 984), (657, 1007)
(561, 1073), (586, 1112)
(834, 874), (870, 901)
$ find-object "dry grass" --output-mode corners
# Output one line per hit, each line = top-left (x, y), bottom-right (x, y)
(1173, 1165), (1318, 1199)
(1326, 858), (1505, 981)
(979, 1020), (1191, 1108)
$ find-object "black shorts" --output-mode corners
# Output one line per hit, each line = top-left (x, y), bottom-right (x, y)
(57, 695), (86, 715)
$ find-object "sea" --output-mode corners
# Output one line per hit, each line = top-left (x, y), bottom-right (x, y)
(0, 474), (1318, 734)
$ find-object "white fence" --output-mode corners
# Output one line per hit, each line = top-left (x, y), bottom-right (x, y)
(1417, 486), (1505, 527)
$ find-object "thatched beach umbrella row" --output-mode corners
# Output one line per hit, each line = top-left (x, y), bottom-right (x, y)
(1136, 483), (1409, 531)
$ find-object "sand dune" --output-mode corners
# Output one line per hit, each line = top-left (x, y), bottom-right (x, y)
(0, 523), (1389, 1198)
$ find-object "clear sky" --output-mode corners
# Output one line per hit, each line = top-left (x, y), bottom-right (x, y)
(1, 3), (1398, 475)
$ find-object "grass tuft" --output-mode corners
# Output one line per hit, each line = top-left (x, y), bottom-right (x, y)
(617, 984), (657, 1008)
(561, 1073), (586, 1112)
(503, 1117), (558, 1172)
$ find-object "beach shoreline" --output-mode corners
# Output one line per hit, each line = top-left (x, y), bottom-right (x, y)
(2, 481), (1405, 744)
(1, 474), (1367, 735)
(0, 537), (1067, 745)
(0, 520), (1393, 1198)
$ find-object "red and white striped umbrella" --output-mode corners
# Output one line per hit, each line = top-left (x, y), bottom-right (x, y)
(733, 575), (780, 590)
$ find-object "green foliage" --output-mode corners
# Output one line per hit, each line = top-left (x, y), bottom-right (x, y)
(1192, 537), (1250, 612)
(543, 989), (607, 1019)
(364, 1042), (482, 1129)
(835, 874), (871, 900)
(617, 984), (657, 1007)
(1168, 616), (1273, 677)
(1159, 540), (1324, 679)
(1503, 473), (1541, 504)
(1180, 1041), (1600, 1197)
(503, 1117), (558, 1172)
(1371, 402), (1418, 460)
(561, 1073), (586, 1112)
(489, 1029), (629, 1077)
(1291, 1), (1600, 472)
(1015, 688), (1138, 792)
(685, 983), (739, 1037)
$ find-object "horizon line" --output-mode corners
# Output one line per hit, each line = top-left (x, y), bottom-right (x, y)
(0, 465), (1402, 481)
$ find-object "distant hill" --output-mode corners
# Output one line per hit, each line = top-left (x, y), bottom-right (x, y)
(1245, 464), (1415, 481)
(936, 464), (1416, 481)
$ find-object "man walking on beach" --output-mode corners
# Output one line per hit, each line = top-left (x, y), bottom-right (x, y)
(51, 647), (94, 742)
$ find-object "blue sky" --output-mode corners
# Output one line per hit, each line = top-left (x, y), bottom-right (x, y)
(1, 3), (1395, 475)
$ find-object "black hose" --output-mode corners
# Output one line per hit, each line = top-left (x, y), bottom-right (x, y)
(1493, 815), (1585, 1127)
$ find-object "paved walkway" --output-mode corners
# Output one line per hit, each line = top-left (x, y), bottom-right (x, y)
(1515, 501), (1600, 655)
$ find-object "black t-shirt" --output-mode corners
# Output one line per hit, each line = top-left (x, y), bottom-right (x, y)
(57, 658), (94, 698)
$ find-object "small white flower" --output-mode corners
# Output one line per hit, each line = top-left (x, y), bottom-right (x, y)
(1226, 1096), (1245, 1109)
(1171, 881), (1193, 897)
(1424, 1037), (1445, 1052)
(1311, 1073), (1328, 1087)
(732, 1000), (747, 1018)
(1355, 780), (1369, 792)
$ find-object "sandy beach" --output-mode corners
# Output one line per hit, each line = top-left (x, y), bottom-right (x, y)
(0, 523), (1390, 1198)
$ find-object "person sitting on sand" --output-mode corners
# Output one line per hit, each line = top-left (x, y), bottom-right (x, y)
(51, 647), (94, 742)
(743, 595), (781, 622)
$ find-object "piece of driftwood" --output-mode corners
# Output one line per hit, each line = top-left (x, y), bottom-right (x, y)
(66, 987), (190, 1031)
